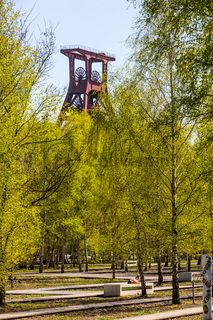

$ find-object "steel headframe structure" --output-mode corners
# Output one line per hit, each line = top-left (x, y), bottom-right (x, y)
(60, 45), (115, 116)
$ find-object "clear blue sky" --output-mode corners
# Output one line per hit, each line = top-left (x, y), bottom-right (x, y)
(14, 0), (137, 88)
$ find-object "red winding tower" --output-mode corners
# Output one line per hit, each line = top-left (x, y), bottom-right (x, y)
(60, 45), (115, 113)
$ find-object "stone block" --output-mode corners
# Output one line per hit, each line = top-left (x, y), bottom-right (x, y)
(104, 284), (122, 297)
(179, 272), (191, 282)
(178, 271), (202, 282)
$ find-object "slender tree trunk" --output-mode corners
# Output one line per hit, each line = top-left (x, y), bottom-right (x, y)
(187, 254), (191, 272)
(170, 54), (180, 304)
(0, 248), (6, 306)
(78, 240), (82, 272)
(0, 277), (5, 306)
(48, 249), (56, 268)
(144, 258), (148, 271)
(137, 238), (147, 297)
(144, 240), (148, 271)
(130, 201), (147, 297)
(111, 249), (116, 279)
(164, 255), (169, 267)
(39, 211), (46, 273)
(39, 236), (45, 273)
(70, 244), (75, 268)
(120, 260), (124, 270)
(83, 221), (89, 272)
(30, 252), (39, 270)
(157, 242), (163, 285)
(55, 251), (59, 267)
(61, 241), (66, 273)
(210, 191), (213, 257)
(148, 258), (152, 269)
(125, 259), (129, 272)
(0, 225), (6, 305)
(178, 256), (181, 271)
(171, 194), (180, 304)
(48, 250), (52, 268)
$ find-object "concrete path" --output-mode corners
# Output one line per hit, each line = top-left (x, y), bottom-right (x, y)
(6, 282), (202, 305)
(154, 284), (202, 292)
(7, 289), (100, 296)
(7, 291), (103, 303)
(118, 306), (203, 320)
(6, 282), (201, 297)
(6, 283), (105, 295)
(16, 271), (172, 283)
(5, 289), (155, 304)
(7, 291), (203, 305)
(0, 296), (201, 320)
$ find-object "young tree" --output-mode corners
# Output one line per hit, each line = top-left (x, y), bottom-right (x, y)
(0, 0), (58, 304)
(127, 0), (212, 304)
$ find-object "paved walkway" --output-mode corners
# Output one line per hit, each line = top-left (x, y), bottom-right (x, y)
(7, 282), (200, 294)
(118, 306), (203, 320)
(154, 284), (202, 292)
(6, 282), (201, 300)
(6, 282), (202, 305)
(7, 289), (149, 303)
(6, 283), (105, 295)
(7, 291), (103, 303)
(16, 271), (172, 283)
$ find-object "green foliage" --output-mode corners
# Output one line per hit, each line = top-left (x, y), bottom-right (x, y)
(0, 0), (211, 306)
(0, 0), (59, 304)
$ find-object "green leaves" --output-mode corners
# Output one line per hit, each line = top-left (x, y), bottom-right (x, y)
(0, 0), (59, 304)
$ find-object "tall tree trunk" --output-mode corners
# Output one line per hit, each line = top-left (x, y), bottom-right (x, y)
(61, 241), (66, 273)
(130, 201), (147, 297)
(157, 242), (163, 285)
(148, 258), (152, 269)
(111, 249), (116, 279)
(30, 252), (39, 270)
(0, 245), (6, 306)
(78, 240), (82, 272)
(120, 260), (124, 270)
(210, 191), (213, 257)
(164, 255), (169, 267)
(171, 182), (180, 304)
(137, 237), (147, 297)
(70, 244), (76, 268)
(55, 251), (59, 267)
(144, 258), (148, 271)
(178, 256), (181, 271)
(187, 254), (191, 272)
(170, 52), (180, 305)
(0, 277), (5, 306)
(125, 259), (129, 272)
(83, 221), (89, 272)
(39, 211), (46, 273)
(39, 237), (45, 273)
(48, 249), (56, 268)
